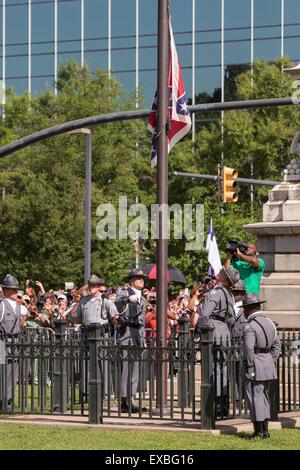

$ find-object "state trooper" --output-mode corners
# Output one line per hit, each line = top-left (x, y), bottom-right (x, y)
(228, 280), (247, 404)
(73, 274), (118, 396)
(230, 280), (247, 340)
(195, 267), (240, 417)
(195, 267), (240, 343)
(0, 274), (28, 412)
(114, 268), (148, 413)
(74, 275), (118, 330)
(242, 293), (281, 439)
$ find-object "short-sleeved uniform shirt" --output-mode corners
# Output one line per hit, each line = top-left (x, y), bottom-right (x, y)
(231, 258), (265, 294)
(76, 294), (117, 327)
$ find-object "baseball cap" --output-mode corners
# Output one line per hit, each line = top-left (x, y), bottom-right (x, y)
(57, 293), (67, 301)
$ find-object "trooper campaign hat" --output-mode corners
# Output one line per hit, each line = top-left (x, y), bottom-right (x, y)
(221, 267), (240, 286)
(0, 274), (20, 289)
(87, 274), (103, 286)
(128, 268), (148, 280)
(243, 293), (267, 307)
(231, 279), (246, 292)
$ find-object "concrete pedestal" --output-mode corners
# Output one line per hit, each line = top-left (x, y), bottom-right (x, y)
(244, 179), (300, 328)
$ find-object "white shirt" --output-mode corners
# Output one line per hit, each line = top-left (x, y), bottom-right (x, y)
(130, 287), (142, 299)
(234, 300), (243, 317)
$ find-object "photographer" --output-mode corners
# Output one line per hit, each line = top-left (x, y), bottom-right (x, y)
(145, 293), (157, 340)
(224, 242), (265, 294)
(25, 280), (45, 305)
(187, 277), (213, 324)
(22, 300), (50, 329)
(53, 293), (68, 321)
(21, 301), (51, 387)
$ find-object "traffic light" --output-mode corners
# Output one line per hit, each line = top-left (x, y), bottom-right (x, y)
(222, 166), (238, 203)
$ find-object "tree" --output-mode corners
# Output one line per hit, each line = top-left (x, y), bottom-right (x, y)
(0, 58), (298, 288)
(0, 62), (151, 288)
(167, 57), (300, 283)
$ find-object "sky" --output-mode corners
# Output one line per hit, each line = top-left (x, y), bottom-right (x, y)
(1, 0), (300, 105)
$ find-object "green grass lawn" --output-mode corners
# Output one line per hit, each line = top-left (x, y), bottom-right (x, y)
(0, 423), (299, 450)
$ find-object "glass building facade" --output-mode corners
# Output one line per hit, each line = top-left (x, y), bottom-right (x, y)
(1, 0), (300, 107)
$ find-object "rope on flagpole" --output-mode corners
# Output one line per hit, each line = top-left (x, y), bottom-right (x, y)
(153, 1), (171, 144)
(155, 122), (168, 140)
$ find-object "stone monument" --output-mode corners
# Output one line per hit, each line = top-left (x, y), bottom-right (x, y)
(244, 159), (300, 327)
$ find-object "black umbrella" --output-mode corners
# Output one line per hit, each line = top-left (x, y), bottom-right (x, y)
(143, 264), (187, 284)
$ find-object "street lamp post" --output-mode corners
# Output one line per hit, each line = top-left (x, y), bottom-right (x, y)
(69, 128), (92, 284)
(283, 63), (300, 80)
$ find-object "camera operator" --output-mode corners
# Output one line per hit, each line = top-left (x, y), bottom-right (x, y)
(224, 242), (265, 294)
(187, 277), (213, 326)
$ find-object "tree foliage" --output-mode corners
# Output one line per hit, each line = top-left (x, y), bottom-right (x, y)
(0, 58), (298, 288)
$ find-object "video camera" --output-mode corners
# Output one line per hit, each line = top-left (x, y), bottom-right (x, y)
(226, 240), (248, 260)
(178, 308), (192, 319)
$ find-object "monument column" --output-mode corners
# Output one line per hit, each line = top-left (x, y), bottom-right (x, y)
(244, 159), (300, 327)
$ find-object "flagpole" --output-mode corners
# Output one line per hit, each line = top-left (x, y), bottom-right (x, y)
(155, 0), (169, 412)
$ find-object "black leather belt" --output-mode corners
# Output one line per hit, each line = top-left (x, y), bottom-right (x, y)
(83, 324), (109, 334)
(254, 347), (271, 353)
(100, 324), (110, 333)
(127, 323), (142, 329)
(212, 315), (226, 323)
(0, 333), (19, 339)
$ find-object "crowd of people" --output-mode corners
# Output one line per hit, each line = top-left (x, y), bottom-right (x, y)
(0, 241), (281, 439)
(0, 241), (266, 337)
(0, 272), (215, 337)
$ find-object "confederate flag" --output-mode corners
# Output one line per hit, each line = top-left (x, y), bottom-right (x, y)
(148, 20), (191, 168)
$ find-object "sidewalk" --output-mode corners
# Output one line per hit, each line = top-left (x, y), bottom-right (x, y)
(1, 411), (300, 435)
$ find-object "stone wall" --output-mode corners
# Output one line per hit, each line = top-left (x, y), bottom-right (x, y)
(244, 177), (300, 328)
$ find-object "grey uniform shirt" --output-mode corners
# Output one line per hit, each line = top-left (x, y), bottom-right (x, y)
(115, 287), (146, 327)
(243, 311), (281, 381)
(201, 285), (235, 321)
(196, 285), (235, 345)
(229, 300), (247, 339)
(0, 299), (23, 336)
(76, 294), (117, 327)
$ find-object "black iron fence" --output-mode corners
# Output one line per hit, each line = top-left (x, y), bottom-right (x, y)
(0, 321), (299, 429)
(278, 329), (300, 413)
(0, 321), (89, 417)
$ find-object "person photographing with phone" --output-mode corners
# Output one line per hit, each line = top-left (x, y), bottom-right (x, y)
(224, 241), (265, 294)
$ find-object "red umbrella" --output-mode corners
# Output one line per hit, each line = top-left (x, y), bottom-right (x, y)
(143, 264), (186, 284)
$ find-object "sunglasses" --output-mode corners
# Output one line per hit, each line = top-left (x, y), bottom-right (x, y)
(99, 289), (107, 293)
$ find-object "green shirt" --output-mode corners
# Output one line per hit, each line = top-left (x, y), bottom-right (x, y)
(25, 310), (50, 329)
(231, 258), (265, 294)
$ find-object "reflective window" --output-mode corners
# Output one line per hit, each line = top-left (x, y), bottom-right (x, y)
(0, 0), (299, 102)
(32, 2), (54, 94)
(85, 0), (108, 72)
